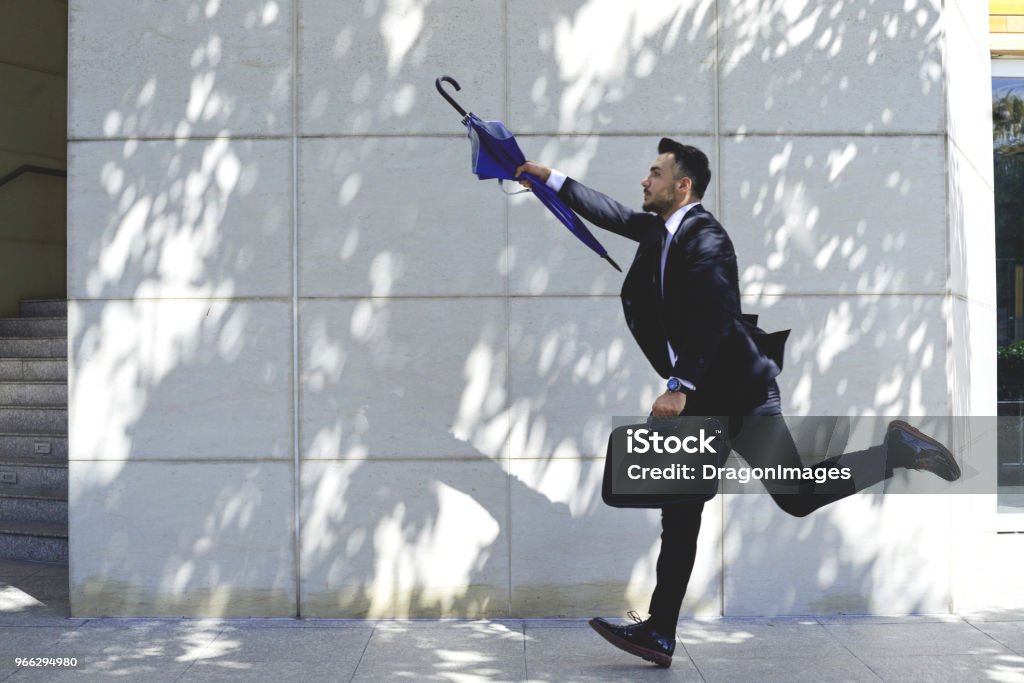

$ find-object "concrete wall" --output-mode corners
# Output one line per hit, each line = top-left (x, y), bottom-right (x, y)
(67, 0), (1000, 617)
(0, 0), (67, 318)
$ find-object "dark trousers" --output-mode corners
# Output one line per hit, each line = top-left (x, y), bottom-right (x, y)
(647, 380), (891, 634)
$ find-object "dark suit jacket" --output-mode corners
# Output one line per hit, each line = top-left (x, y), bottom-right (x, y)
(559, 177), (790, 412)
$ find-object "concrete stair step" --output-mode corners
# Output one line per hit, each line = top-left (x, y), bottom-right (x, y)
(0, 489), (67, 523)
(0, 358), (67, 381)
(0, 381), (66, 407)
(0, 318), (66, 337)
(1, 300), (68, 566)
(0, 520), (67, 536)
(0, 338), (66, 359)
(0, 519), (67, 538)
(0, 407), (67, 434)
(0, 433), (67, 459)
(0, 520), (68, 563)
(19, 299), (67, 319)
(0, 456), (67, 489)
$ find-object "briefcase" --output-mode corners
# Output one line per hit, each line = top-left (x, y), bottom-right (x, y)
(601, 416), (727, 508)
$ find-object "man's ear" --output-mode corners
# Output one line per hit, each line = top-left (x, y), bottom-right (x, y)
(677, 175), (692, 196)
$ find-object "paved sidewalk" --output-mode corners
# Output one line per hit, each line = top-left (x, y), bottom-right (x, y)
(3, 560), (1024, 681)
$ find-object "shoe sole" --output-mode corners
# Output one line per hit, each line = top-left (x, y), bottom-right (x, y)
(890, 420), (962, 481)
(588, 619), (672, 668)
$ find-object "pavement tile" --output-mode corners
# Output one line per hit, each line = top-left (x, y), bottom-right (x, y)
(824, 621), (1014, 658)
(352, 622), (526, 682)
(816, 614), (965, 625)
(24, 566), (67, 580)
(519, 619), (592, 629)
(177, 660), (364, 682)
(963, 610), (1024, 623)
(0, 562), (45, 579)
(863, 654), (1024, 682)
(678, 619), (847, 660)
(0, 626), (80, 656)
(2, 612), (1023, 681)
(692, 653), (882, 683)
(5, 659), (187, 682)
(0, 577), (68, 602)
(524, 623), (702, 682)
(0, 595), (70, 625)
(219, 618), (374, 629)
(968, 621), (1024, 656)
(44, 620), (223, 678)
(194, 626), (372, 666)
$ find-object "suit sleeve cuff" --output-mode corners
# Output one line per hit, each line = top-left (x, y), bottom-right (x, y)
(546, 169), (567, 192)
(669, 377), (696, 394)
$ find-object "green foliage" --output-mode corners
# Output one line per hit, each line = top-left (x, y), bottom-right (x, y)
(1000, 340), (1024, 361)
(994, 94), (1024, 153)
(1000, 343), (1024, 401)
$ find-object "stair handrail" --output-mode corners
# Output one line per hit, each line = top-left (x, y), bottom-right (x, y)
(0, 165), (67, 190)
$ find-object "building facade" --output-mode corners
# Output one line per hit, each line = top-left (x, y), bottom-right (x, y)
(61, 0), (1012, 617)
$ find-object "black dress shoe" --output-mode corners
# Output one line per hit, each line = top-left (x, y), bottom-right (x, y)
(887, 420), (961, 481)
(588, 611), (674, 667)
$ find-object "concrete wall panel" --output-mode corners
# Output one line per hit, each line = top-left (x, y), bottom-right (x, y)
(69, 460), (296, 617)
(723, 491), (951, 616)
(0, 243), (67, 318)
(298, 137), (505, 297)
(719, 0), (944, 134)
(720, 135), (947, 297)
(946, 1), (995, 190)
(300, 298), (508, 460)
(507, 297), (657, 460)
(69, 0), (292, 139)
(747, 294), (948, 416)
(300, 459), (509, 617)
(507, 0), (716, 134)
(0, 0), (68, 75)
(299, 0), (505, 136)
(0, 65), (66, 159)
(68, 140), (293, 299)
(69, 300), (293, 460)
(947, 124), (997, 311)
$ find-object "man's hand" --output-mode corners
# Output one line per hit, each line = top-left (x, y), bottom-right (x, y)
(515, 161), (552, 188)
(652, 390), (686, 417)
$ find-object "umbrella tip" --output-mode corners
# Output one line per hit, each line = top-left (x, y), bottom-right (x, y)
(604, 255), (623, 273)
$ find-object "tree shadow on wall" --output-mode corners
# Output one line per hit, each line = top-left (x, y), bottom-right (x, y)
(62, 0), (968, 650)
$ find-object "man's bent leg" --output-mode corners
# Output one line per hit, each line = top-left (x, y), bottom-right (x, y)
(647, 501), (705, 636)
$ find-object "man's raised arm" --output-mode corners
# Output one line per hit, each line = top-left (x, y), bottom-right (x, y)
(515, 161), (657, 243)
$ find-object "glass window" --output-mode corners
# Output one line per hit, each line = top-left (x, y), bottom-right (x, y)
(994, 61), (1024, 513)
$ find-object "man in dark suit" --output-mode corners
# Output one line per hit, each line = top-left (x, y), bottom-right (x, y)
(515, 138), (961, 668)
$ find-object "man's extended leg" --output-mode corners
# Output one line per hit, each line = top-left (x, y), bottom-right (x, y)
(731, 381), (960, 517)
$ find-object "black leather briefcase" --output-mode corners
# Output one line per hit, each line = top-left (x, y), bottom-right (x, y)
(601, 416), (727, 508)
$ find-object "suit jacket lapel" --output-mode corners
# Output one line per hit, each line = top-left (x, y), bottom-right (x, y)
(662, 204), (705, 297)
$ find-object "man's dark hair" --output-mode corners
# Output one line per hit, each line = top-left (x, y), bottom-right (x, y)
(658, 137), (711, 199)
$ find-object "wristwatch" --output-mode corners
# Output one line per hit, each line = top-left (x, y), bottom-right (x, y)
(667, 377), (690, 394)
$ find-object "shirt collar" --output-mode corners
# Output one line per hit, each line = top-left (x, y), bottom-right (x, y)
(664, 202), (701, 236)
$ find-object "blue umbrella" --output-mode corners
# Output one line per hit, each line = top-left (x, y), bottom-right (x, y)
(436, 76), (622, 273)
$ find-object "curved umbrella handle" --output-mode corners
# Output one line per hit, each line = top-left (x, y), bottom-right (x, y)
(436, 76), (468, 118)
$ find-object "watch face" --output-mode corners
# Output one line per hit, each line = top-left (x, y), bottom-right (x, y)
(668, 378), (681, 392)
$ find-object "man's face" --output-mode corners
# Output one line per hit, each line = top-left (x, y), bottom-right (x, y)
(641, 153), (686, 215)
